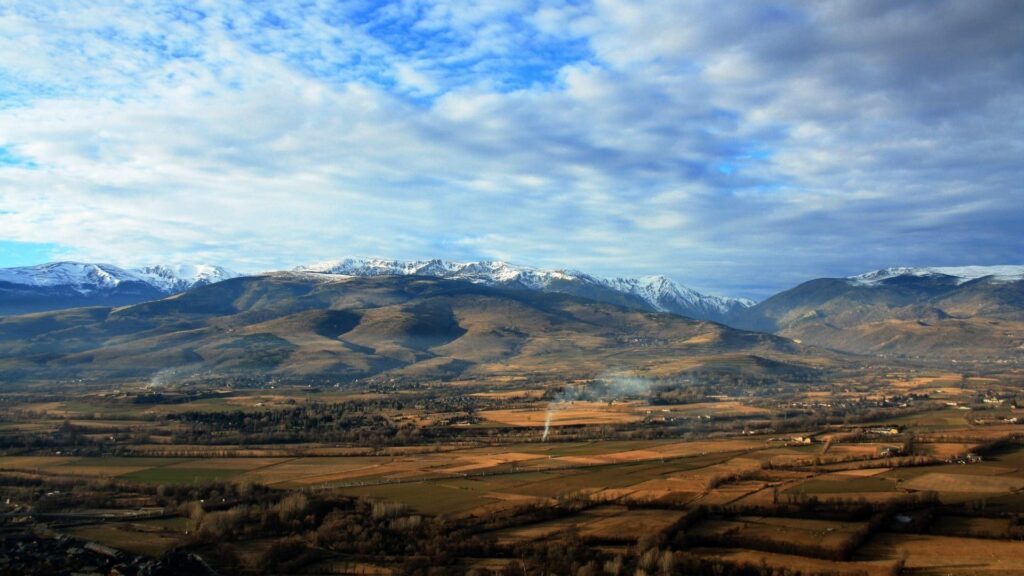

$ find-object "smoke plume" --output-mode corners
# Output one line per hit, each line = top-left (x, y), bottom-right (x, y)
(541, 372), (654, 441)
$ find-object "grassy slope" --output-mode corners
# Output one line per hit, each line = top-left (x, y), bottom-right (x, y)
(0, 274), (828, 381)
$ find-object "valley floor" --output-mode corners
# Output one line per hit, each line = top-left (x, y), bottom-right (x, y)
(2, 367), (1024, 575)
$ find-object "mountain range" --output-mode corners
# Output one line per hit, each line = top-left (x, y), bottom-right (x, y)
(0, 273), (815, 382)
(0, 258), (752, 323)
(0, 262), (239, 315)
(1, 258), (1021, 360)
(296, 258), (754, 323)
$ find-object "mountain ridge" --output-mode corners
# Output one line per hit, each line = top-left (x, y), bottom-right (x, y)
(0, 273), (820, 383)
(0, 257), (758, 322)
(732, 265), (1024, 358)
(296, 258), (754, 323)
(847, 265), (1024, 287)
(3, 259), (1023, 360)
(0, 261), (239, 315)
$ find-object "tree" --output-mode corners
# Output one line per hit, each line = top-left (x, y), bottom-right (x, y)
(274, 492), (309, 525)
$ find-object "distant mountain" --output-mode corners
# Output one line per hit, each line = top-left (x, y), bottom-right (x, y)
(0, 257), (751, 321)
(733, 265), (1024, 358)
(847, 266), (1024, 287)
(602, 275), (755, 322)
(8, 258), (1020, 362)
(132, 264), (239, 293)
(297, 258), (753, 323)
(0, 273), (818, 382)
(0, 262), (238, 315)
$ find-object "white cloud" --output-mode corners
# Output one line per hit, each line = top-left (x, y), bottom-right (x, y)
(0, 1), (1021, 299)
(394, 62), (439, 94)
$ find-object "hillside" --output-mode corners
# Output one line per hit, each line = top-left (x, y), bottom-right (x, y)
(0, 273), (819, 382)
(733, 267), (1024, 358)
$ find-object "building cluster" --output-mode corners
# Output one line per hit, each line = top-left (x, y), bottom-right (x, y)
(946, 452), (984, 465)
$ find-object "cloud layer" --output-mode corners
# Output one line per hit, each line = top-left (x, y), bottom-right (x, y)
(1, 1), (1021, 298)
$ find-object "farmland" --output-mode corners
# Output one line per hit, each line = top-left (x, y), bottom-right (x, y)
(2, 361), (1024, 575)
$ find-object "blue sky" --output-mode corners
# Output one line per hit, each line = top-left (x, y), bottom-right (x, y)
(0, 1), (1021, 299)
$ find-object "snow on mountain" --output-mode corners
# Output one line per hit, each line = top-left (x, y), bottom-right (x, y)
(297, 258), (753, 321)
(604, 275), (756, 316)
(301, 258), (584, 290)
(0, 262), (145, 294)
(2, 257), (749, 322)
(849, 265), (1024, 286)
(0, 261), (238, 295)
(133, 264), (239, 292)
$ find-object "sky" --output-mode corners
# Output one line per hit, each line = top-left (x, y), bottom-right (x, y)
(0, 1), (1021, 300)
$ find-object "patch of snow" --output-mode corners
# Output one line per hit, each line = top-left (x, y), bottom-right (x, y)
(132, 264), (239, 292)
(849, 265), (1024, 286)
(297, 258), (753, 317)
(0, 261), (239, 295)
(0, 262), (143, 294)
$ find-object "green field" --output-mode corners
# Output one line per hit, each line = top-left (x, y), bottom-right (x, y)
(339, 481), (500, 514)
(58, 457), (188, 468)
(787, 476), (897, 495)
(876, 409), (970, 430)
(119, 467), (243, 484)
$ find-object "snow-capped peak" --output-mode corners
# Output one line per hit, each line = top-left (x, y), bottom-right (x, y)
(298, 258), (589, 290)
(849, 265), (1024, 286)
(0, 261), (238, 295)
(296, 258), (753, 320)
(604, 275), (755, 316)
(132, 264), (239, 292)
(0, 262), (145, 294)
